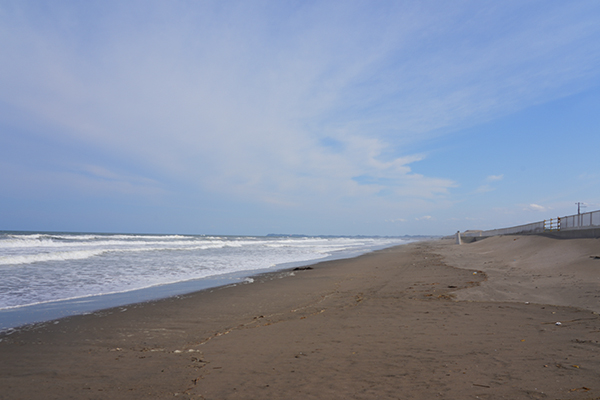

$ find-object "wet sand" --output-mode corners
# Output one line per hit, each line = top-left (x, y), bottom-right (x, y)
(1, 237), (599, 399)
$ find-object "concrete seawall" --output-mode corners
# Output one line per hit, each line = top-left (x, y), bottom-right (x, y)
(454, 227), (600, 242)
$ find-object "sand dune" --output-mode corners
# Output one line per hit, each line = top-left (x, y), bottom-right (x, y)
(436, 235), (600, 313)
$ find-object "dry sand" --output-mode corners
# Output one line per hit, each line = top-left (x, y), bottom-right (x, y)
(435, 235), (600, 313)
(0, 236), (599, 399)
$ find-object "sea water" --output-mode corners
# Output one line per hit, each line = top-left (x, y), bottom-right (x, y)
(0, 231), (408, 330)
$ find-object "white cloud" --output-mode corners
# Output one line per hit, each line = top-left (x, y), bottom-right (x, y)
(416, 215), (433, 221)
(1, 2), (600, 233)
(485, 174), (504, 182)
(386, 218), (407, 223)
(1, 3), (465, 209)
(473, 174), (504, 193)
(527, 204), (548, 212)
(474, 184), (495, 194)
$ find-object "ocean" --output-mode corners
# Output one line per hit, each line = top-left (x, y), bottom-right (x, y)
(0, 231), (409, 331)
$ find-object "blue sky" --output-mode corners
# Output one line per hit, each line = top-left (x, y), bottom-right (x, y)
(1, 0), (600, 236)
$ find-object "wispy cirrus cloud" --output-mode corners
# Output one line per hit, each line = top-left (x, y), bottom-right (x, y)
(525, 203), (549, 212)
(485, 175), (504, 182)
(1, 1), (600, 234)
(474, 174), (504, 193)
(416, 215), (433, 221)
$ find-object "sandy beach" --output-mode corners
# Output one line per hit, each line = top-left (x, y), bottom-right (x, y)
(1, 236), (599, 399)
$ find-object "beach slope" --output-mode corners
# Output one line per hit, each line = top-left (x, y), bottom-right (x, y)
(1, 237), (599, 399)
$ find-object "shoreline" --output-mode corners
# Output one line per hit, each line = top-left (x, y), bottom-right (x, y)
(1, 240), (410, 332)
(1, 238), (599, 399)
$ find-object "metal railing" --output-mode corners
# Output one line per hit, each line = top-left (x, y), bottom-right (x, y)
(462, 209), (600, 237)
(560, 210), (600, 230)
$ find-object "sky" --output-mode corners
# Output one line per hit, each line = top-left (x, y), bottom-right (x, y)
(1, 0), (600, 236)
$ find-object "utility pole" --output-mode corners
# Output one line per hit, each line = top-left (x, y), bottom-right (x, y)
(576, 202), (586, 228)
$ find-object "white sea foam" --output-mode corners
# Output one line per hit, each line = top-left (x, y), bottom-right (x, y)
(0, 237), (219, 249)
(0, 249), (108, 265)
(0, 232), (408, 311)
